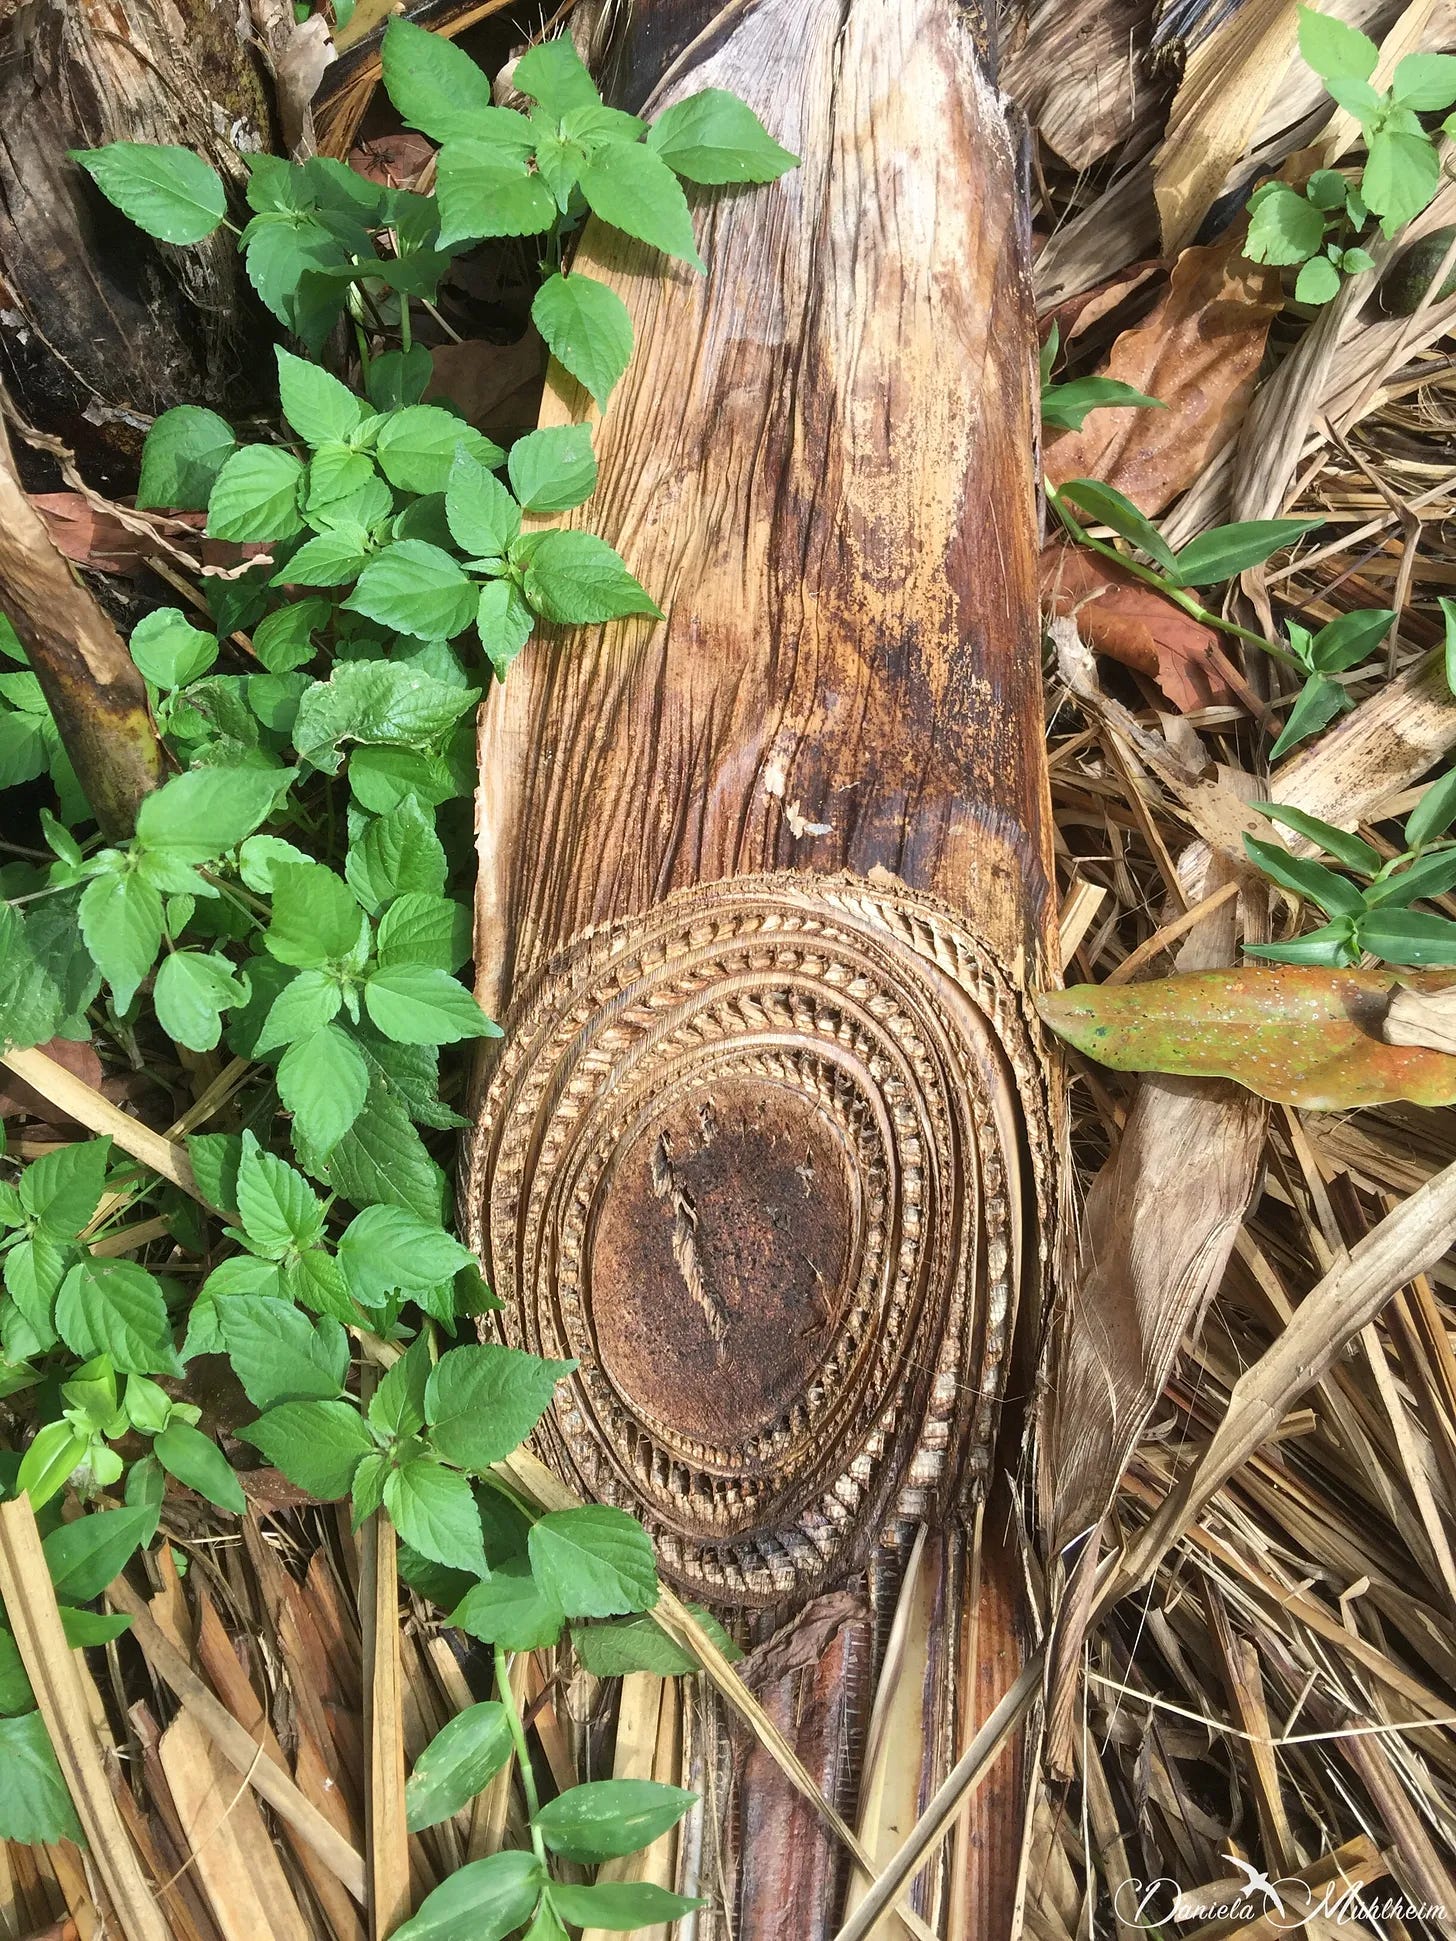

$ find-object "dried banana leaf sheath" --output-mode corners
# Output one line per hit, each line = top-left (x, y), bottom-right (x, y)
(468, 0), (1056, 1915)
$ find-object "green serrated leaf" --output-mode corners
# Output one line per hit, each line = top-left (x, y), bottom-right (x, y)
(527, 1504), (658, 1618)
(435, 143), (557, 249)
(137, 406), (236, 511)
(444, 451), (521, 558)
(264, 860), (366, 968)
(374, 407), (503, 496)
(382, 18), (535, 147)
(217, 1293), (348, 1408)
(514, 35), (601, 115)
(423, 1343), (570, 1473)
(505, 426), (598, 514)
(130, 607), (219, 689)
(522, 529), (661, 625)
(647, 87), (797, 184)
(1244, 183), (1325, 267)
(1392, 50), (1456, 111)
(450, 1557), (564, 1649)
(363, 964), (500, 1045)
(578, 140), (704, 270)
(476, 580), (536, 679)
(346, 797), (448, 911)
(236, 1131), (325, 1257)
(136, 765), (291, 867)
(207, 445), (306, 543)
(385, 1456), (489, 1576)
(1364, 128), (1441, 233)
(256, 968), (344, 1053)
(276, 346), (366, 447)
(238, 1398), (374, 1497)
(73, 142), (226, 244)
(531, 272), (633, 408)
(19, 1138), (110, 1240)
(345, 541), (477, 641)
(1296, 3), (1378, 83)
(154, 950), (248, 1052)
(338, 1203), (473, 1308)
(55, 1258), (179, 1375)
(78, 868), (163, 1012)
(278, 1026), (370, 1155)
(375, 893), (471, 972)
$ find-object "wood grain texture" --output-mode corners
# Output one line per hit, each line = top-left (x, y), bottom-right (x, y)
(468, 0), (1057, 1628)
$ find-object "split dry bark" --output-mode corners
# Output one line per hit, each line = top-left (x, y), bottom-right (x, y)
(467, 0), (1060, 1929)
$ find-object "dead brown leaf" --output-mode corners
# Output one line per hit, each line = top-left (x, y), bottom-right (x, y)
(426, 333), (546, 440)
(1039, 258), (1164, 352)
(350, 134), (435, 193)
(0, 1036), (103, 1127)
(33, 494), (203, 577)
(1041, 540), (1240, 710)
(1044, 228), (1281, 517)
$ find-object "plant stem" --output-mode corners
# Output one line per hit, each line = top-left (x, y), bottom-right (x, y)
(495, 1646), (549, 1867)
(399, 297), (411, 354)
(1049, 494), (1303, 671)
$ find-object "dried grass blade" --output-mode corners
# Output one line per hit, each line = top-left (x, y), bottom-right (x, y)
(361, 1500), (409, 1938)
(103, 1579), (366, 1903)
(0, 1501), (168, 1941)
(1112, 1152), (1456, 1600)
(156, 1712), (313, 1941)
(0, 1049), (198, 1200)
(826, 1654), (1044, 1941)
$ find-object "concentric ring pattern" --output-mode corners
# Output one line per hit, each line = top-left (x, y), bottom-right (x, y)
(469, 872), (1053, 1610)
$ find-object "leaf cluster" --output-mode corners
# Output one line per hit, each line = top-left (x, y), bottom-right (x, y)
(1244, 7), (1456, 303)
(1244, 780), (1456, 966)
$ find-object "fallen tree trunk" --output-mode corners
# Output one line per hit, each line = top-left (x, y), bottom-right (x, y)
(466, 0), (1060, 1928)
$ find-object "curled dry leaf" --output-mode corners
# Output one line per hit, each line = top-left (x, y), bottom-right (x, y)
(34, 494), (203, 577)
(1043, 228), (1282, 517)
(1041, 540), (1240, 711)
(1039, 259), (1164, 355)
(1039, 965), (1456, 1109)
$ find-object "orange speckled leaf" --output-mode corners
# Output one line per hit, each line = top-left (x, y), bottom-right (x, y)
(1038, 967), (1456, 1110)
